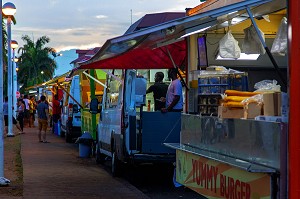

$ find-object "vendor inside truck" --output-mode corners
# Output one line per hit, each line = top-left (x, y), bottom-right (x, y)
(146, 71), (168, 111)
(161, 68), (183, 113)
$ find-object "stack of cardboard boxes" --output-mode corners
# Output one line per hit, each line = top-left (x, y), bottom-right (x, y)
(218, 91), (288, 122)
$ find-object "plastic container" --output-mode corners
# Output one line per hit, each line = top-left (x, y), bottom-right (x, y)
(79, 144), (91, 158)
(54, 122), (59, 135)
(75, 132), (93, 158)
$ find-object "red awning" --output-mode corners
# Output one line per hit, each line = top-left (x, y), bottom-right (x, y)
(79, 40), (186, 70)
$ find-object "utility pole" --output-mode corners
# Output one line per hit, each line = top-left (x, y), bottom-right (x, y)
(130, 9), (132, 25)
(0, 0), (11, 186)
(0, 0), (4, 179)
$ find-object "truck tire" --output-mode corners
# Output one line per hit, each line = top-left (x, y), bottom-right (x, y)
(60, 125), (65, 137)
(65, 126), (73, 143)
(112, 151), (121, 177)
(96, 144), (106, 164)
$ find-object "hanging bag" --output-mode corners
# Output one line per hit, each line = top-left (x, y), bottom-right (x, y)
(219, 30), (241, 59)
(271, 17), (287, 56)
(242, 25), (266, 55)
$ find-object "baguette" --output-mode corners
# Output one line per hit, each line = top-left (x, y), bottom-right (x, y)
(222, 101), (244, 108)
(225, 90), (260, 97)
(223, 96), (249, 102)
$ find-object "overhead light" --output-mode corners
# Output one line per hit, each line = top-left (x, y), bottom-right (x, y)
(29, 90), (37, 94)
(180, 26), (212, 38)
(216, 53), (260, 60)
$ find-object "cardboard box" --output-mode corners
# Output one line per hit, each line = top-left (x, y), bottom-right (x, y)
(218, 106), (244, 119)
(263, 92), (282, 116)
(243, 102), (263, 119)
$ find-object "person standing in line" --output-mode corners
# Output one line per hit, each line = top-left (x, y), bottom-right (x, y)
(161, 68), (183, 112)
(29, 96), (37, 127)
(37, 95), (50, 143)
(23, 95), (30, 127)
(51, 94), (61, 134)
(3, 97), (23, 136)
(146, 72), (169, 111)
(17, 99), (26, 133)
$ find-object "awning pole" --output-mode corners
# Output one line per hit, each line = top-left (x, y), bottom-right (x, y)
(246, 7), (287, 89)
(165, 47), (189, 91)
(101, 69), (123, 84)
(83, 71), (107, 88)
(57, 83), (84, 109)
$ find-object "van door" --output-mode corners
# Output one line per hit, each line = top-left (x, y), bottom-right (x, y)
(124, 70), (137, 153)
(98, 70), (122, 156)
(69, 76), (81, 128)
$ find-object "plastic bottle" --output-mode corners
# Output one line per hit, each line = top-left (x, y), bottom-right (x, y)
(147, 100), (151, 111)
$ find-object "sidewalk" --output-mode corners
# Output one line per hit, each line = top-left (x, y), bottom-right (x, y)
(21, 125), (149, 199)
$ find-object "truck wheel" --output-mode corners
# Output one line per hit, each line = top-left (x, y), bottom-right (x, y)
(112, 151), (121, 177)
(60, 125), (65, 137)
(65, 127), (72, 143)
(96, 145), (106, 164)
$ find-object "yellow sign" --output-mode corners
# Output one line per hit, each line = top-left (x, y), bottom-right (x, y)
(176, 150), (271, 199)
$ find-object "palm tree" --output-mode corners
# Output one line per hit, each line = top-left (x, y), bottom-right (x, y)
(17, 35), (58, 92)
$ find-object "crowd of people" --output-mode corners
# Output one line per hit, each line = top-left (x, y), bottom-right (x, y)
(4, 94), (37, 135)
(3, 94), (60, 143)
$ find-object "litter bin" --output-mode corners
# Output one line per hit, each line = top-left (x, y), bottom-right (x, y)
(75, 132), (93, 158)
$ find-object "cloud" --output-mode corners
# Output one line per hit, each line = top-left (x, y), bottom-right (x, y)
(12, 0), (200, 52)
(95, 15), (108, 19)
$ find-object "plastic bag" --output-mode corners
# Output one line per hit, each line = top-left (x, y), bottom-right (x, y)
(241, 94), (263, 105)
(242, 25), (266, 55)
(271, 17), (287, 56)
(254, 80), (281, 92)
(219, 30), (241, 59)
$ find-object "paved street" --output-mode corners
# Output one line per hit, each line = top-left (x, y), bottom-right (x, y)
(21, 126), (148, 199)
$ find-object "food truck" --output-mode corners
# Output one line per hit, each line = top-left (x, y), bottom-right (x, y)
(71, 0), (292, 197)
(73, 54), (186, 176)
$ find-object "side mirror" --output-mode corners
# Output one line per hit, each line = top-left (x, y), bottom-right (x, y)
(90, 98), (101, 114)
(73, 104), (79, 113)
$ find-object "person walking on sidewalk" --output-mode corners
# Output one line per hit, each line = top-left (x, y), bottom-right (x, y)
(23, 95), (30, 127)
(52, 94), (61, 134)
(3, 96), (23, 135)
(29, 95), (37, 127)
(17, 98), (26, 133)
(37, 95), (50, 143)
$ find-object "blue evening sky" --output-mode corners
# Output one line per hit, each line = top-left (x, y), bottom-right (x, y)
(12, 0), (199, 51)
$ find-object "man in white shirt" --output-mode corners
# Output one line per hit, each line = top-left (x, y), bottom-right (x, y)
(23, 95), (30, 127)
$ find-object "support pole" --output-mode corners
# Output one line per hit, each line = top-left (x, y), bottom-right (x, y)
(246, 7), (287, 89)
(83, 71), (107, 88)
(0, 0), (11, 185)
(165, 47), (189, 91)
(13, 50), (17, 118)
(57, 84), (83, 109)
(7, 17), (14, 137)
(0, 0), (5, 178)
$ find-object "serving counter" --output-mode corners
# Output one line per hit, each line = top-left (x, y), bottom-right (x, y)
(165, 114), (287, 198)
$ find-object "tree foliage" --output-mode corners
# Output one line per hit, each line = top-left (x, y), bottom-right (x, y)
(17, 35), (57, 92)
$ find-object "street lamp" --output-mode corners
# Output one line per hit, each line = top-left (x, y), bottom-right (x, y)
(11, 40), (18, 118)
(41, 71), (44, 82)
(3, 2), (16, 137)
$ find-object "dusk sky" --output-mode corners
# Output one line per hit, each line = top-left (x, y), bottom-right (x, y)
(11, 0), (200, 52)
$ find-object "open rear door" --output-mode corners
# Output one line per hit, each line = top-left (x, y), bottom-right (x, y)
(123, 70), (137, 153)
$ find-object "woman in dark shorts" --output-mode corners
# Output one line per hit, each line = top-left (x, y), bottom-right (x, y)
(3, 96), (23, 135)
(17, 99), (26, 133)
